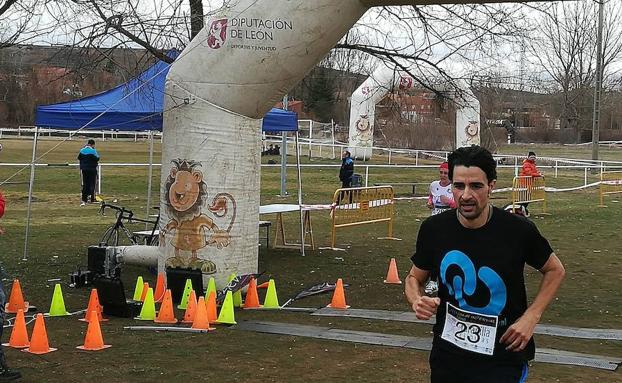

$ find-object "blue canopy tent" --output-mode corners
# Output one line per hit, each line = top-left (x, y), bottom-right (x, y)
(261, 107), (298, 132)
(34, 52), (298, 133)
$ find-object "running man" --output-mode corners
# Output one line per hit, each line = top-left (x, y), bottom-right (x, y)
(405, 145), (565, 383)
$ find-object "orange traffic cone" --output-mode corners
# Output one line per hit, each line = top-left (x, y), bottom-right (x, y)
(192, 296), (215, 331)
(154, 290), (178, 324)
(181, 290), (198, 324)
(206, 291), (218, 323)
(243, 278), (261, 309)
(327, 278), (350, 309)
(153, 273), (166, 303)
(3, 309), (29, 348)
(77, 310), (111, 351)
(384, 258), (402, 284)
(5, 279), (29, 314)
(140, 282), (150, 302)
(23, 313), (57, 354)
(80, 289), (108, 322)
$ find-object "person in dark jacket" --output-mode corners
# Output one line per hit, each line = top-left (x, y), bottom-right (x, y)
(0, 191), (22, 381)
(339, 150), (354, 188)
(77, 139), (100, 206)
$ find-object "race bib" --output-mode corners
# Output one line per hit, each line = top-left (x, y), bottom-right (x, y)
(441, 303), (498, 356)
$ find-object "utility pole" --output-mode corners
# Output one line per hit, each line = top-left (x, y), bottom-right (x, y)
(592, 0), (605, 162)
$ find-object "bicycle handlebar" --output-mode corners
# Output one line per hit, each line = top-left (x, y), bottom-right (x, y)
(99, 202), (159, 225)
(100, 202), (134, 219)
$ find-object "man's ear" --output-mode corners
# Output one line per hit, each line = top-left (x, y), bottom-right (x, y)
(489, 179), (497, 192)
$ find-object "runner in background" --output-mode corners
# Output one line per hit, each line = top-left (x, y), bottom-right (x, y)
(424, 162), (456, 295)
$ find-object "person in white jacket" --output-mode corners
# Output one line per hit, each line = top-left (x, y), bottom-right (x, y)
(427, 162), (456, 216)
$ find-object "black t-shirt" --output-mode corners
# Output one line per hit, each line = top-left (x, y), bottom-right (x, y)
(411, 206), (552, 364)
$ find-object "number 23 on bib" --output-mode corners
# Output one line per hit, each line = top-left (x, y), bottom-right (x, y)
(441, 302), (498, 356)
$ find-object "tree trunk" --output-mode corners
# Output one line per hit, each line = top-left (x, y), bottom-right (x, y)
(189, 0), (204, 40)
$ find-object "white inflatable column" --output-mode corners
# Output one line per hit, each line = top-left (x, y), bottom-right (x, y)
(455, 81), (481, 148)
(348, 65), (414, 160)
(160, 1), (367, 287)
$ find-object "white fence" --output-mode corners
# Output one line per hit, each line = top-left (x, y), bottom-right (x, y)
(0, 126), (162, 142)
(3, 161), (621, 196)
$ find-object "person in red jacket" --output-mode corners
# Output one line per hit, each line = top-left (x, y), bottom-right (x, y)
(520, 152), (542, 178)
(0, 191), (22, 381)
(518, 152), (543, 217)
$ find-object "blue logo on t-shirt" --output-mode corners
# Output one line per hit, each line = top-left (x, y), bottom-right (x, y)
(440, 250), (507, 316)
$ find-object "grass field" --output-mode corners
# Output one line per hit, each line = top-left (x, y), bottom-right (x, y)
(0, 138), (620, 382)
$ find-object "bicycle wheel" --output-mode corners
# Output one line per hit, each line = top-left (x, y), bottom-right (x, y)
(100, 225), (119, 246)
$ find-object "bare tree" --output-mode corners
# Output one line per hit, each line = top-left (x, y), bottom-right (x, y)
(528, 0), (622, 143)
(336, 5), (535, 100)
(0, 1), (547, 139)
(0, 0), (40, 48)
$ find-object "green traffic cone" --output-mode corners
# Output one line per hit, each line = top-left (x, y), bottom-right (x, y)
(216, 290), (236, 325)
(136, 288), (156, 321)
(263, 279), (280, 309)
(48, 284), (70, 316)
(132, 276), (144, 301)
(228, 273), (243, 308)
(177, 279), (193, 309)
(206, 277), (217, 303)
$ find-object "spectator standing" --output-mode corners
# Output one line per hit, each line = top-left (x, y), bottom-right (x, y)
(520, 151), (542, 178)
(78, 139), (100, 206)
(339, 150), (354, 189)
(0, 191), (22, 381)
(518, 151), (543, 216)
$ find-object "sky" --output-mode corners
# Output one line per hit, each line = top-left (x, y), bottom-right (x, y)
(2, 0), (620, 92)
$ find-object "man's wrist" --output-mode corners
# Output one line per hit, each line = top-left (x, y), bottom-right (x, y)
(522, 308), (542, 324)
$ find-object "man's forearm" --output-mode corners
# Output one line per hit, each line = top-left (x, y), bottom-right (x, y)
(405, 268), (425, 306)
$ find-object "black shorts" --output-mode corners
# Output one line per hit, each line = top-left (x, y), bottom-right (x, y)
(430, 353), (528, 383)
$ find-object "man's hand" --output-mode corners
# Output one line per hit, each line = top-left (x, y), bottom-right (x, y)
(413, 296), (440, 320)
(499, 311), (539, 352)
(500, 253), (564, 352)
(0, 225), (4, 235)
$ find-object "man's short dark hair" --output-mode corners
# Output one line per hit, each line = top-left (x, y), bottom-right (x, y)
(448, 145), (497, 183)
(87, 139), (95, 146)
(344, 150), (351, 157)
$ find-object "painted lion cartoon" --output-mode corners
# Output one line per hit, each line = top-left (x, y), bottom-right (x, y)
(354, 114), (372, 146)
(161, 159), (236, 273)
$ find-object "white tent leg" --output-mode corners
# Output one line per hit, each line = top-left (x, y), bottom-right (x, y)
(23, 126), (39, 261)
(146, 130), (154, 229)
(296, 132), (305, 256)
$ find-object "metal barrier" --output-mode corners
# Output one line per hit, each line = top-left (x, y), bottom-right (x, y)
(599, 171), (622, 206)
(330, 186), (395, 248)
(512, 176), (547, 214)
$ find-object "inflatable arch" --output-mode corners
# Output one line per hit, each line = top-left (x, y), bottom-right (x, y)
(347, 65), (481, 160)
(159, 0), (507, 286)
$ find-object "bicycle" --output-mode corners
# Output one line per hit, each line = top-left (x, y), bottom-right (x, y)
(99, 202), (160, 246)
